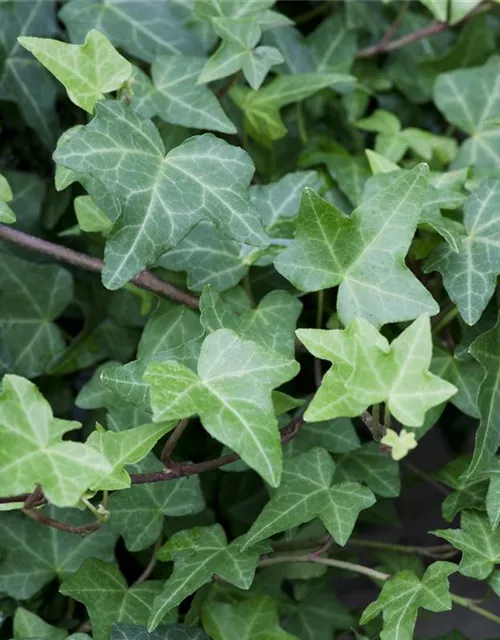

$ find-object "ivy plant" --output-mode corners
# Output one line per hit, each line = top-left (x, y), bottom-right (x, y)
(2, 1), (500, 638)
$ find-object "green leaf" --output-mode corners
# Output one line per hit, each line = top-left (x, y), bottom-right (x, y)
(202, 596), (298, 640)
(131, 57), (236, 134)
(275, 164), (439, 327)
(145, 329), (299, 486)
(149, 525), (266, 630)
(54, 101), (267, 289)
(0, 506), (117, 599)
(0, 375), (111, 506)
(297, 315), (456, 426)
(282, 588), (353, 639)
(285, 418), (360, 457)
(111, 623), (209, 640)
(0, 173), (16, 224)
(242, 447), (375, 549)
(380, 429), (418, 461)
(13, 608), (67, 640)
(466, 313), (500, 475)
(434, 511), (500, 579)
(334, 442), (401, 498)
(0, 253), (73, 377)
(431, 344), (481, 418)
(360, 562), (456, 640)
(200, 286), (301, 360)
(86, 421), (175, 490)
(59, 0), (202, 62)
(74, 195), (112, 234)
(434, 57), (500, 168)
(0, 0), (59, 148)
(60, 559), (170, 640)
(230, 73), (354, 145)
(18, 30), (132, 113)
(425, 180), (500, 325)
(108, 454), (205, 551)
(434, 457), (487, 522)
(308, 14), (357, 74)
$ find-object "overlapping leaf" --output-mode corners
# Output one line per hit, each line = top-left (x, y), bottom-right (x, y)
(276, 164), (439, 327)
(111, 623), (209, 640)
(53, 101), (266, 289)
(13, 608), (67, 640)
(334, 442), (401, 497)
(0, 174), (15, 224)
(19, 30), (132, 113)
(242, 447), (375, 549)
(0, 506), (117, 599)
(149, 524), (267, 630)
(431, 344), (481, 418)
(360, 562), (456, 640)
(297, 315), (456, 425)
(282, 589), (353, 639)
(0, 375), (111, 506)
(145, 329), (299, 486)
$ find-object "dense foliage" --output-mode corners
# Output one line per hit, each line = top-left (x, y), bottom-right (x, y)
(2, 0), (500, 638)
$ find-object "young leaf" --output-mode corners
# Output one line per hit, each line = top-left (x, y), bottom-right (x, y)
(242, 447), (375, 549)
(111, 624), (209, 640)
(434, 511), (500, 579)
(145, 329), (299, 486)
(0, 375), (111, 506)
(18, 30), (132, 113)
(0, 173), (16, 224)
(60, 559), (171, 640)
(360, 562), (456, 640)
(74, 195), (112, 234)
(149, 525), (267, 630)
(108, 454), (205, 551)
(0, 507), (117, 599)
(425, 180), (500, 325)
(201, 596), (297, 640)
(53, 101), (266, 289)
(380, 429), (418, 461)
(275, 164), (439, 327)
(297, 315), (457, 426)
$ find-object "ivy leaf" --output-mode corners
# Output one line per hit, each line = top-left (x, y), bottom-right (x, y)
(282, 588), (353, 639)
(360, 562), (456, 640)
(381, 429), (418, 461)
(0, 375), (111, 506)
(60, 559), (170, 640)
(334, 442), (401, 498)
(431, 344), (481, 418)
(53, 101), (266, 289)
(434, 57), (500, 168)
(0, 253), (73, 377)
(241, 447), (375, 549)
(297, 315), (456, 426)
(13, 608), (66, 640)
(145, 329), (298, 486)
(200, 286), (301, 360)
(148, 525), (267, 630)
(435, 457), (487, 522)
(285, 418), (360, 457)
(74, 195), (112, 234)
(230, 73), (354, 145)
(111, 623), (209, 640)
(434, 511), (500, 579)
(276, 164), (439, 327)
(425, 180), (500, 325)
(18, 30), (132, 113)
(308, 14), (357, 73)
(0, 506), (117, 599)
(0, 174), (16, 224)
(108, 454), (205, 552)
(201, 596), (298, 640)
(86, 421), (175, 491)
(0, 0), (59, 148)
(59, 0), (202, 62)
(131, 57), (236, 134)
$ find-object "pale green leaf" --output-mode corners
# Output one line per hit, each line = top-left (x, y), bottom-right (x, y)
(145, 329), (299, 486)
(0, 375), (111, 506)
(360, 562), (456, 640)
(381, 429), (417, 461)
(434, 511), (500, 579)
(242, 447), (375, 549)
(0, 506), (117, 599)
(59, 0), (202, 62)
(18, 30), (132, 113)
(202, 596), (298, 640)
(425, 180), (500, 325)
(297, 315), (456, 426)
(357, 109), (401, 135)
(54, 101), (266, 289)
(149, 525), (266, 630)
(275, 164), (439, 327)
(74, 195), (112, 233)
(108, 454), (205, 551)
(0, 174), (15, 223)
(60, 559), (171, 640)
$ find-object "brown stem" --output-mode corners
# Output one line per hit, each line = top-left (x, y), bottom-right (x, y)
(161, 419), (189, 464)
(133, 536), (162, 585)
(378, 0), (410, 49)
(22, 507), (101, 534)
(0, 225), (199, 310)
(357, 2), (491, 58)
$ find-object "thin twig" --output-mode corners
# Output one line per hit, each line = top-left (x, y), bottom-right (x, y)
(357, 2), (492, 58)
(0, 225), (199, 310)
(133, 536), (162, 585)
(378, 0), (410, 49)
(403, 460), (451, 496)
(161, 419), (189, 463)
(22, 507), (101, 534)
(23, 485), (44, 509)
